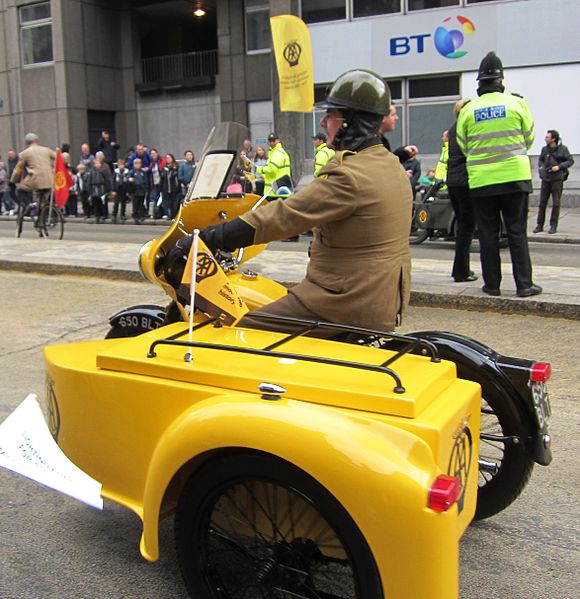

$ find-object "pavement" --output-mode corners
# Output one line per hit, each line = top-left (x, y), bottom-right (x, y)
(0, 207), (579, 320)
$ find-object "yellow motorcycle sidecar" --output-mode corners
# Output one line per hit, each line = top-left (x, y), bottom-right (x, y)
(43, 316), (481, 599)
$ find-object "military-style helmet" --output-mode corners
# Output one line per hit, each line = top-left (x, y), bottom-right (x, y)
(316, 69), (391, 116)
(477, 51), (504, 81)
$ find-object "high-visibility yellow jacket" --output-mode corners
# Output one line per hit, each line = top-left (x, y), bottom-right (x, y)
(434, 140), (449, 190)
(456, 91), (534, 190)
(257, 143), (292, 194)
(314, 143), (335, 176)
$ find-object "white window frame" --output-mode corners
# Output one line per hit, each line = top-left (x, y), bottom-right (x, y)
(245, 0), (271, 55)
(19, 1), (53, 67)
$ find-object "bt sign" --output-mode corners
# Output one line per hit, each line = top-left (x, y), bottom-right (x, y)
(390, 15), (476, 59)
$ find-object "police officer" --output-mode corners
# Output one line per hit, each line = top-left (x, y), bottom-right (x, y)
(254, 132), (292, 197)
(457, 51), (541, 298)
(170, 69), (412, 334)
(312, 132), (335, 176)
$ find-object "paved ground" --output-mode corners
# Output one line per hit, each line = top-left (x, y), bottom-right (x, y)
(0, 272), (578, 599)
(0, 206), (579, 320)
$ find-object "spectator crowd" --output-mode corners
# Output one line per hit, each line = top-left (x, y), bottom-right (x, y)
(0, 129), (198, 224)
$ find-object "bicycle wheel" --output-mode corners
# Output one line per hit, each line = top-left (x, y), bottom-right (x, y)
(39, 204), (64, 239)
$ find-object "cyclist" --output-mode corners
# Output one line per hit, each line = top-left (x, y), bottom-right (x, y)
(10, 132), (56, 206)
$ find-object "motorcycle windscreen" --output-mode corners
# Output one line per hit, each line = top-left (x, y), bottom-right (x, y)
(185, 122), (250, 202)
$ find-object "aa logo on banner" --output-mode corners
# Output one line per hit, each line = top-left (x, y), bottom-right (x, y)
(270, 14), (314, 112)
(180, 238), (249, 326)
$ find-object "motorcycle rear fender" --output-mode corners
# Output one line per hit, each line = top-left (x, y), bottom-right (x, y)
(109, 305), (166, 335)
(138, 395), (463, 598)
(411, 330), (552, 465)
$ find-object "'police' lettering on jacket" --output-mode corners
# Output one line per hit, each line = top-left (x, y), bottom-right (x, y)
(474, 105), (506, 122)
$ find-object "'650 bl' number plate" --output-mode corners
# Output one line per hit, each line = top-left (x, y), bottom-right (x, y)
(531, 382), (551, 432)
(118, 315), (160, 331)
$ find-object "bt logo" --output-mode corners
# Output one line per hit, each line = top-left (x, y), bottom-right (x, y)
(390, 15), (476, 59)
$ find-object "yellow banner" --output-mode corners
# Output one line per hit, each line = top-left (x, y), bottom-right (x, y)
(180, 238), (249, 326)
(270, 14), (314, 112)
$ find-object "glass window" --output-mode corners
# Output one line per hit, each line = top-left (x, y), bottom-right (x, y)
(408, 103), (455, 154)
(385, 79), (402, 101)
(19, 2), (53, 66)
(245, 0), (270, 52)
(353, 0), (401, 18)
(408, 0), (459, 10)
(302, 0), (346, 24)
(314, 84), (329, 103)
(409, 75), (459, 98)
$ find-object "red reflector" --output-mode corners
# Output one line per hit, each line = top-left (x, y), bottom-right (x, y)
(531, 362), (551, 383)
(428, 475), (461, 513)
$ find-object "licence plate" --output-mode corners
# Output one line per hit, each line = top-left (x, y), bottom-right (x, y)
(531, 382), (551, 432)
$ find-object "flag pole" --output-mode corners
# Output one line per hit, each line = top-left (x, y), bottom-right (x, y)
(184, 229), (200, 363)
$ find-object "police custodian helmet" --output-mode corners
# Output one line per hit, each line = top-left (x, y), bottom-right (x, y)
(316, 69), (391, 116)
(477, 51), (504, 81)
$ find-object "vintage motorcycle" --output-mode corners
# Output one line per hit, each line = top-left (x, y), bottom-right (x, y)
(109, 122), (552, 523)
(21, 122), (552, 598)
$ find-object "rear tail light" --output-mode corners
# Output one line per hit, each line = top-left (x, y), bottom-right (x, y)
(428, 475), (461, 512)
(530, 362), (551, 383)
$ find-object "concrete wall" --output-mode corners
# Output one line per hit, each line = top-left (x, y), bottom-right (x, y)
(137, 90), (220, 158)
(0, 0), (138, 159)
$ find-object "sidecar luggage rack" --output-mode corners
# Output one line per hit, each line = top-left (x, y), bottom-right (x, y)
(147, 314), (441, 395)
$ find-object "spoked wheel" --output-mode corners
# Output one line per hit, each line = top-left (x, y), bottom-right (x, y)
(475, 387), (534, 520)
(175, 453), (383, 599)
(39, 204), (64, 239)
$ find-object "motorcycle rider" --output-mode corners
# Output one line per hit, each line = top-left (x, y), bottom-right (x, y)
(169, 69), (412, 334)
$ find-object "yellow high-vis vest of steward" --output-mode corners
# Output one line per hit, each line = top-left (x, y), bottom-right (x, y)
(314, 142), (335, 176)
(434, 140), (449, 190)
(456, 91), (534, 190)
(257, 142), (292, 195)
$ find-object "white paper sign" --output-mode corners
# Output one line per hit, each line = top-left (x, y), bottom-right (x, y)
(0, 394), (103, 510)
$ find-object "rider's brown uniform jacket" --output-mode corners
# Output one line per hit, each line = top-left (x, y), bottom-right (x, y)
(11, 144), (56, 192)
(241, 143), (412, 331)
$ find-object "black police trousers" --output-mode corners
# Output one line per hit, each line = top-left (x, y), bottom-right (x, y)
(471, 191), (533, 291)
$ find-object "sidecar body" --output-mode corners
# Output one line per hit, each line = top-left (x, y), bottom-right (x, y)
(43, 315), (481, 599)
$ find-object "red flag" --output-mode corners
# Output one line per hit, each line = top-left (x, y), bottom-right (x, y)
(53, 149), (73, 208)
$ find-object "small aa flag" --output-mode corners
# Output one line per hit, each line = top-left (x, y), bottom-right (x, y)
(270, 15), (314, 112)
(179, 237), (249, 326)
(53, 149), (73, 208)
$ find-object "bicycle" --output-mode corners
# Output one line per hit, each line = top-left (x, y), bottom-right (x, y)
(15, 189), (64, 239)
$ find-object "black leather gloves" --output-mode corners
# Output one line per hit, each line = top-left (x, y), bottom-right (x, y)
(200, 218), (256, 254)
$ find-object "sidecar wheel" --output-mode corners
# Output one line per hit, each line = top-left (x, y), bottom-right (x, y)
(475, 383), (534, 520)
(175, 452), (383, 599)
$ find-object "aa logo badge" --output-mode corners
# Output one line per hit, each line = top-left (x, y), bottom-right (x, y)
(283, 41), (302, 67)
(180, 238), (249, 326)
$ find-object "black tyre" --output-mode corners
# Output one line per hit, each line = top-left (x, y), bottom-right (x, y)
(460, 368), (534, 520)
(409, 206), (429, 245)
(175, 452), (383, 599)
(39, 204), (64, 239)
